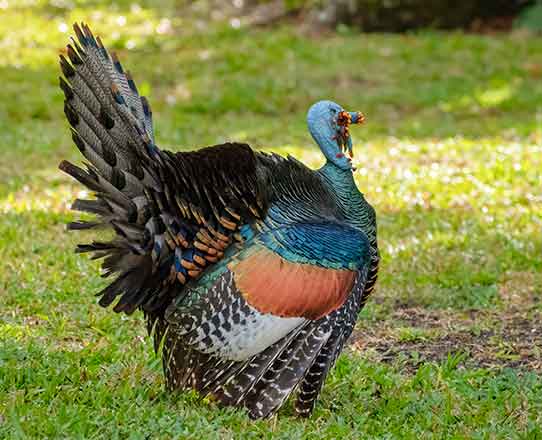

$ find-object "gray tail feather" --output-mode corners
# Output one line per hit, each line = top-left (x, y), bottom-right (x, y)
(206, 323), (309, 408)
(294, 328), (342, 416)
(295, 272), (370, 416)
(60, 22), (160, 194)
(58, 23), (169, 315)
(67, 23), (154, 147)
(243, 323), (332, 419)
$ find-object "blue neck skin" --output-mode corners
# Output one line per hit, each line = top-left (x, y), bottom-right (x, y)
(306, 100), (366, 218)
(307, 110), (358, 191)
(307, 110), (354, 171)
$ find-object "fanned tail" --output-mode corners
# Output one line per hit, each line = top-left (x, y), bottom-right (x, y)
(60, 23), (267, 317)
(58, 23), (180, 315)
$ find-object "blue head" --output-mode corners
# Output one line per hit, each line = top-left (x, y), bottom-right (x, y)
(307, 100), (365, 171)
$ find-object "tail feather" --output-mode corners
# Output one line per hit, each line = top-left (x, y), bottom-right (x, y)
(140, 96), (154, 144)
(69, 127), (115, 184)
(245, 323), (332, 419)
(71, 198), (110, 216)
(59, 160), (136, 215)
(295, 270), (372, 416)
(59, 160), (102, 193)
(63, 24), (155, 167)
(294, 329), (341, 416)
(208, 323), (309, 407)
(67, 220), (104, 230)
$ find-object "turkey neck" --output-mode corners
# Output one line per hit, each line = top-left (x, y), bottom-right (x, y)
(318, 161), (368, 231)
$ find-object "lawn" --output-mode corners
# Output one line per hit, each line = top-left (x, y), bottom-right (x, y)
(1, 1), (541, 438)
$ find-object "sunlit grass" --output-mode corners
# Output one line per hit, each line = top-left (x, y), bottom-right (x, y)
(1, 1), (541, 438)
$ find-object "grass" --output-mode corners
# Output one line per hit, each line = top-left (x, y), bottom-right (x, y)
(1, 1), (542, 438)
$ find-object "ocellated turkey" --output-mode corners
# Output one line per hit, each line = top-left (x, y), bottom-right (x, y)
(59, 23), (379, 419)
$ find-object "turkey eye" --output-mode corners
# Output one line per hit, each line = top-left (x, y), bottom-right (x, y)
(330, 109), (336, 114)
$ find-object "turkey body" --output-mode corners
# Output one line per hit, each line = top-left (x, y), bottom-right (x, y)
(59, 23), (379, 419)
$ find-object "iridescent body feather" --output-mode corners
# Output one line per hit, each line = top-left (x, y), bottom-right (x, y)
(59, 23), (379, 419)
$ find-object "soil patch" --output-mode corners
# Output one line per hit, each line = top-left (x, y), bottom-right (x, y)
(351, 307), (542, 373)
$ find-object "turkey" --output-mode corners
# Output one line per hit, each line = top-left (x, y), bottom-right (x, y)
(59, 23), (379, 419)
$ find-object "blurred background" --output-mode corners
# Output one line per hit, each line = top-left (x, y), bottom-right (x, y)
(1, 1), (541, 438)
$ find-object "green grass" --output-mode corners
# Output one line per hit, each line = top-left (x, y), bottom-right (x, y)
(1, 1), (542, 438)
